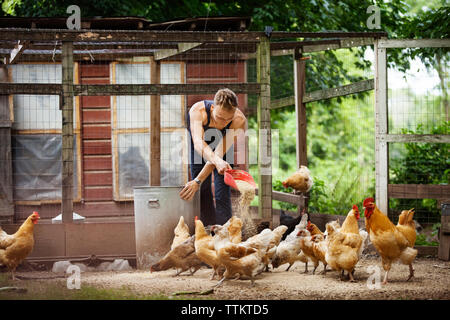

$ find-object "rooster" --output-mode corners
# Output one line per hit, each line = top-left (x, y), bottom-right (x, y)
(0, 211), (40, 280)
(171, 216), (190, 250)
(363, 197), (417, 285)
(282, 166), (313, 194)
(150, 235), (203, 276)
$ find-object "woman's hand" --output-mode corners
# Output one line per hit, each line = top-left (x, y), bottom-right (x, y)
(179, 180), (200, 201)
(214, 157), (232, 175)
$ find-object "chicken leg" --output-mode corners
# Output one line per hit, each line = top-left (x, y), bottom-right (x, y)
(407, 264), (414, 281)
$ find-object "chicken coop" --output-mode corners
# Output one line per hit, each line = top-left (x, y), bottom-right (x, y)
(0, 16), (448, 262)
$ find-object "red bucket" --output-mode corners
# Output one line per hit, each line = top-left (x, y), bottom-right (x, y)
(224, 169), (257, 190)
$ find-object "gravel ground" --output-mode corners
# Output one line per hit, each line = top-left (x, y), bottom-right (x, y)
(28, 256), (449, 300)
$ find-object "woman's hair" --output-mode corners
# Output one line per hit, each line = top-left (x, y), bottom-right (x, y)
(214, 88), (238, 110)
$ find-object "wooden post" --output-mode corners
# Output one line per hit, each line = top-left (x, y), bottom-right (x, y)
(0, 65), (13, 222)
(294, 49), (308, 168)
(150, 57), (161, 186)
(257, 36), (272, 219)
(374, 38), (389, 214)
(294, 49), (308, 214)
(61, 41), (74, 223)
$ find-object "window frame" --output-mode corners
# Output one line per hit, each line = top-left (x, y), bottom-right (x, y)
(111, 59), (188, 201)
(9, 61), (82, 205)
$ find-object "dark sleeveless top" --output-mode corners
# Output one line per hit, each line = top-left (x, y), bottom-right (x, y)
(187, 100), (234, 165)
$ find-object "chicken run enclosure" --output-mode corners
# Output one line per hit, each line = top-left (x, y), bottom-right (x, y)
(0, 18), (449, 262)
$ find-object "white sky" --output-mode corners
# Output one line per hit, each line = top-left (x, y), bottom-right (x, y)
(364, 47), (443, 95)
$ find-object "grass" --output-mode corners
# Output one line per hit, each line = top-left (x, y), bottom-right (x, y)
(0, 273), (209, 300)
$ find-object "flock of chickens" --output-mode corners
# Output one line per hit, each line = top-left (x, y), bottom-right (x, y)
(150, 196), (418, 287)
(0, 167), (417, 289)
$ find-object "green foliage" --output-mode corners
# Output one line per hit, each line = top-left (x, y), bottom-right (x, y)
(391, 122), (450, 185)
(415, 233), (439, 246)
(390, 122), (449, 222)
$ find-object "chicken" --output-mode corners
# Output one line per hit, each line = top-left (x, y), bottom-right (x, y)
(297, 229), (320, 274)
(325, 221), (364, 281)
(311, 234), (328, 274)
(213, 223), (261, 287)
(272, 213), (309, 271)
(0, 211), (40, 280)
(194, 217), (224, 280)
(396, 209), (416, 247)
(282, 165), (313, 194)
(150, 235), (203, 276)
(338, 205), (369, 258)
(363, 197), (417, 284)
(243, 226), (288, 271)
(171, 216), (190, 250)
(306, 221), (324, 237)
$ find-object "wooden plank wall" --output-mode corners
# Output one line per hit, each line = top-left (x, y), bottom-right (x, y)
(79, 63), (114, 205)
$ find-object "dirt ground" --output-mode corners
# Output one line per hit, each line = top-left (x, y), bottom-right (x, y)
(8, 256), (449, 300)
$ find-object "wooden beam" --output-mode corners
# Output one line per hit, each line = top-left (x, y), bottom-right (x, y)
(255, 188), (306, 206)
(150, 57), (160, 186)
(388, 184), (450, 200)
(0, 29), (387, 43)
(0, 83), (261, 95)
(303, 79), (374, 103)
(378, 39), (450, 48)
(257, 36), (272, 219)
(268, 37), (375, 56)
(270, 79), (375, 109)
(374, 38), (389, 214)
(61, 41), (74, 223)
(383, 134), (450, 144)
(154, 42), (202, 60)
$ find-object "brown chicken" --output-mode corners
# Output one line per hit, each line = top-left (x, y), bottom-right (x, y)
(311, 234), (328, 274)
(306, 221), (324, 237)
(213, 223), (262, 287)
(396, 209), (416, 247)
(150, 235), (203, 276)
(171, 216), (190, 250)
(363, 197), (417, 284)
(297, 229), (320, 273)
(0, 211), (40, 280)
(282, 165), (313, 194)
(194, 217), (224, 280)
(325, 221), (365, 281)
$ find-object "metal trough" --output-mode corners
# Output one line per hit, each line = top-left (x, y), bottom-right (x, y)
(133, 186), (199, 269)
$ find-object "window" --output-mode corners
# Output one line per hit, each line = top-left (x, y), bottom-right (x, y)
(10, 63), (81, 203)
(111, 60), (187, 200)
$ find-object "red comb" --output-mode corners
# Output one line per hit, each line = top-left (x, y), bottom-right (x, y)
(195, 216), (198, 221)
(33, 211), (40, 217)
(363, 197), (375, 207)
(352, 205), (359, 212)
(224, 169), (256, 190)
